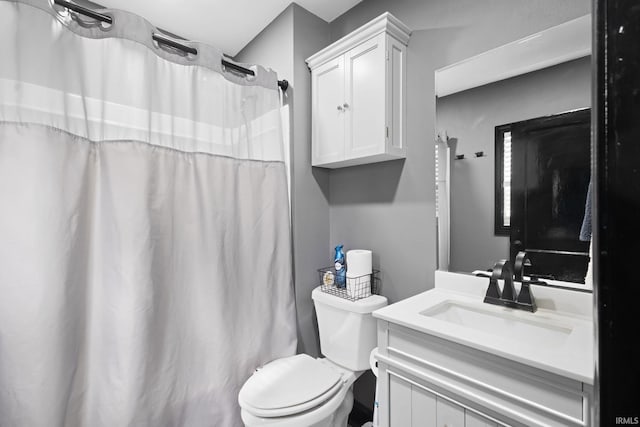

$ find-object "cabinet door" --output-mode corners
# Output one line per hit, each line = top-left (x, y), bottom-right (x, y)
(465, 410), (498, 427)
(311, 55), (345, 166)
(389, 374), (412, 426)
(386, 34), (406, 155)
(344, 33), (387, 160)
(411, 383), (436, 426)
(389, 374), (437, 427)
(436, 397), (465, 427)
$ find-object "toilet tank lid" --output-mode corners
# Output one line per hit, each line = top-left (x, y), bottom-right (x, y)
(312, 287), (388, 314)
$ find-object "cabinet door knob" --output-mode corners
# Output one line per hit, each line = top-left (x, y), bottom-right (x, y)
(337, 105), (343, 111)
(343, 103), (349, 109)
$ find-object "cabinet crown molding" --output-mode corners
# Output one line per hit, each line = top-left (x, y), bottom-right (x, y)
(306, 12), (411, 70)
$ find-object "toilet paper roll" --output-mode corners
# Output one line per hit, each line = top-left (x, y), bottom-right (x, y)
(369, 348), (379, 377)
(346, 249), (372, 277)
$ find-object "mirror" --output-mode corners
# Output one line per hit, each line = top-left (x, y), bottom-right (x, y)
(434, 15), (592, 291)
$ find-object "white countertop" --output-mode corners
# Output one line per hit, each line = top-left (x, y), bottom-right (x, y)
(373, 271), (594, 384)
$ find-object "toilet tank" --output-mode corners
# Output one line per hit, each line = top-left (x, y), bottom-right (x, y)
(311, 287), (388, 371)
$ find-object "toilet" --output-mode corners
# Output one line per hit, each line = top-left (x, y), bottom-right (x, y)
(238, 286), (388, 426)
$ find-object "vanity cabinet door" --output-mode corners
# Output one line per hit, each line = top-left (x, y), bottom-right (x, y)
(436, 397), (465, 427)
(388, 374), (437, 426)
(411, 382), (436, 425)
(465, 410), (498, 427)
(389, 374), (412, 426)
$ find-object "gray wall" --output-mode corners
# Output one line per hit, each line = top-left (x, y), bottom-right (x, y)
(289, 5), (332, 357)
(236, 4), (331, 359)
(437, 57), (591, 273)
(234, 7), (294, 82)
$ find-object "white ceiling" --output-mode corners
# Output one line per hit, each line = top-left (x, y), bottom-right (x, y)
(98, 0), (362, 56)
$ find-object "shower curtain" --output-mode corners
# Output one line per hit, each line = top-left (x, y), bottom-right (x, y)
(0, 1), (296, 426)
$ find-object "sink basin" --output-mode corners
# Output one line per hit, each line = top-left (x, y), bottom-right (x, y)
(420, 300), (573, 348)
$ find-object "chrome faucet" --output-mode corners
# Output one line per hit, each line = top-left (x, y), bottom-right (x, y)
(483, 252), (538, 312)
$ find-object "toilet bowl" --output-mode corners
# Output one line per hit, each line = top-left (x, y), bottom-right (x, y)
(238, 287), (387, 427)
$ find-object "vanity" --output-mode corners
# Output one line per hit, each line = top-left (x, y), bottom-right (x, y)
(373, 271), (594, 427)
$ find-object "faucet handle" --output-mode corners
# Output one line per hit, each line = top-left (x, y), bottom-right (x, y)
(485, 276), (502, 300)
(484, 261), (507, 302)
(498, 260), (517, 302)
(514, 251), (531, 282)
(488, 259), (514, 300)
(516, 282), (538, 312)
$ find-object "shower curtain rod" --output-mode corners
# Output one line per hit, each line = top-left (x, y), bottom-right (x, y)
(52, 0), (289, 91)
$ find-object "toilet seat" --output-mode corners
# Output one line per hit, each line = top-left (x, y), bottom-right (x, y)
(240, 384), (354, 427)
(240, 377), (344, 418)
(238, 354), (351, 418)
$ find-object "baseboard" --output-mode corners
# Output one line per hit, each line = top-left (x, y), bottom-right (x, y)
(348, 400), (373, 427)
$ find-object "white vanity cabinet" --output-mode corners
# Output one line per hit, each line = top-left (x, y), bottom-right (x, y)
(376, 322), (593, 427)
(306, 13), (410, 168)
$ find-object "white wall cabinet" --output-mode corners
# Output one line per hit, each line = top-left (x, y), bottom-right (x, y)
(306, 13), (410, 168)
(377, 322), (593, 427)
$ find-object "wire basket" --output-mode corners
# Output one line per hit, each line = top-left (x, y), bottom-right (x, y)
(318, 267), (380, 301)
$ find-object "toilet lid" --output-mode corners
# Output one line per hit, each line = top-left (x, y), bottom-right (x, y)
(239, 354), (342, 412)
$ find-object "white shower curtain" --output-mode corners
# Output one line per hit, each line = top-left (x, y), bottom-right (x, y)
(0, 1), (296, 426)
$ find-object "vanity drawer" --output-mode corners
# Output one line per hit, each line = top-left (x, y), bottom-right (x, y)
(384, 324), (588, 427)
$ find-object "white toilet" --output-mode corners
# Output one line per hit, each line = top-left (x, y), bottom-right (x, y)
(238, 286), (387, 426)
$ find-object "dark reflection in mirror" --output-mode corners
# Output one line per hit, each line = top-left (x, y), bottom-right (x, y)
(496, 109), (591, 283)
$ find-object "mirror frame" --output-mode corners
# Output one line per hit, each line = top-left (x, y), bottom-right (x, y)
(435, 15), (591, 97)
